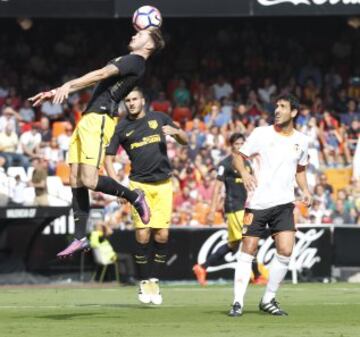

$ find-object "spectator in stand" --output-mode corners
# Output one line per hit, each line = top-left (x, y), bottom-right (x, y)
(212, 75), (233, 101)
(303, 78), (320, 104)
(40, 98), (64, 123)
(298, 58), (322, 88)
(246, 90), (263, 119)
(346, 120), (359, 155)
(331, 199), (356, 225)
(0, 124), (30, 169)
(0, 107), (20, 133)
(319, 111), (343, 167)
(19, 123), (42, 161)
(296, 105), (311, 128)
(30, 157), (48, 206)
(6, 87), (22, 110)
(19, 100), (35, 123)
(173, 79), (191, 107)
(57, 124), (73, 159)
(318, 173), (334, 196)
(334, 88), (348, 113)
(313, 183), (333, 210)
(150, 91), (172, 115)
(309, 200), (328, 225)
(324, 66), (342, 90)
(340, 99), (360, 127)
(215, 97), (233, 127)
(258, 77), (277, 106)
(197, 175), (215, 202)
(40, 137), (64, 175)
(205, 125), (225, 149)
(39, 116), (52, 144)
(9, 174), (26, 205)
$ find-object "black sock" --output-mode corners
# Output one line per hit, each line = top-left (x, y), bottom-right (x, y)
(72, 187), (90, 240)
(95, 175), (138, 204)
(150, 241), (168, 279)
(134, 241), (150, 280)
(252, 259), (261, 279)
(203, 244), (231, 269)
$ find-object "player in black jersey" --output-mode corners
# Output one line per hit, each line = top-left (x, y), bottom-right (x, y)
(29, 29), (165, 258)
(105, 87), (188, 305)
(193, 133), (267, 288)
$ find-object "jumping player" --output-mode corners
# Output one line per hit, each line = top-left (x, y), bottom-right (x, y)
(29, 29), (165, 258)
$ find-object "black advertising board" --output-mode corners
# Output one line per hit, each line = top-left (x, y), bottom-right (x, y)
(0, 0), (359, 18)
(333, 227), (360, 267)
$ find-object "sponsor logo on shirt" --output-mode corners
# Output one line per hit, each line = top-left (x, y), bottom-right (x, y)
(130, 134), (161, 150)
(126, 130), (135, 137)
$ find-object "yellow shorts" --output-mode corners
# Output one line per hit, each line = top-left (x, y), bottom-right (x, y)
(226, 210), (244, 243)
(129, 179), (172, 229)
(68, 113), (117, 168)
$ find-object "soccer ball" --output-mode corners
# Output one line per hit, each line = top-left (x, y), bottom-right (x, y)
(132, 6), (162, 31)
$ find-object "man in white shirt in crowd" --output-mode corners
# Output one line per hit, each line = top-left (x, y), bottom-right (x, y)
(212, 75), (234, 101)
(0, 107), (19, 133)
(18, 124), (42, 160)
(230, 94), (312, 317)
(0, 124), (30, 169)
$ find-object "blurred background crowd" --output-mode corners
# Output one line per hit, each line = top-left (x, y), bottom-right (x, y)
(0, 17), (359, 226)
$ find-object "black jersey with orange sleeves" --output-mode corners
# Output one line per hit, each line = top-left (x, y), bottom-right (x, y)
(216, 155), (249, 213)
(106, 111), (179, 183)
(84, 54), (145, 117)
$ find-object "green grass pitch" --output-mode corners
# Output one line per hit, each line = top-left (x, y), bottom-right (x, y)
(0, 283), (359, 337)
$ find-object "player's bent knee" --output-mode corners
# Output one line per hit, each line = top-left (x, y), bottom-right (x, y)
(80, 173), (98, 190)
(276, 247), (293, 257)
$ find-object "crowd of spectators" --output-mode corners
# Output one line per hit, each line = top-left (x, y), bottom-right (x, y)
(0, 17), (359, 225)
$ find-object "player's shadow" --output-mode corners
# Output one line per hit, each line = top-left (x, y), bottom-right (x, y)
(76, 303), (157, 309)
(204, 310), (262, 317)
(38, 312), (100, 321)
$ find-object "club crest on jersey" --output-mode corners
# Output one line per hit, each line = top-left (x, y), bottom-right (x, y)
(148, 120), (158, 129)
(294, 144), (300, 152)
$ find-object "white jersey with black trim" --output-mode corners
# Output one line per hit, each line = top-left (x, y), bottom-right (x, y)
(239, 125), (309, 210)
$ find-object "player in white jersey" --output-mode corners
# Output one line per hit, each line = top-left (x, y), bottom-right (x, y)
(229, 94), (312, 317)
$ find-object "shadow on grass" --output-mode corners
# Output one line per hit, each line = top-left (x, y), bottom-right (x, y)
(38, 312), (101, 321)
(204, 309), (264, 317)
(75, 303), (157, 309)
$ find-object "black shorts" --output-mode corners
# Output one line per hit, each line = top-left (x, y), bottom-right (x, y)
(242, 203), (295, 237)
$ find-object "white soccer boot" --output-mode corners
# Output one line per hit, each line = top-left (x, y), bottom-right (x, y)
(149, 278), (163, 305)
(138, 280), (151, 304)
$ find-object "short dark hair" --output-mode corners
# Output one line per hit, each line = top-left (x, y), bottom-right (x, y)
(149, 29), (165, 53)
(229, 133), (245, 145)
(131, 86), (144, 97)
(276, 94), (300, 111)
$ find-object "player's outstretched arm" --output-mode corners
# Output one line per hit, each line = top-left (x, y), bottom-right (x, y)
(296, 165), (312, 207)
(28, 64), (120, 107)
(52, 64), (120, 104)
(162, 125), (188, 145)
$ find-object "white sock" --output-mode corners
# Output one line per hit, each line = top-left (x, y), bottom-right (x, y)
(233, 252), (254, 307)
(262, 253), (290, 304)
